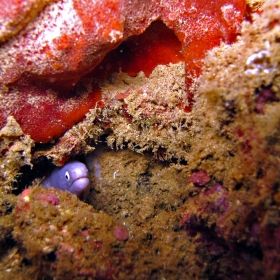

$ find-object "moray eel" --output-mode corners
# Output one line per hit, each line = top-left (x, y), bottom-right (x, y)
(41, 160), (90, 199)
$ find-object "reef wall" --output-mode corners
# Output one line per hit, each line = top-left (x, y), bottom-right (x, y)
(0, 0), (280, 279)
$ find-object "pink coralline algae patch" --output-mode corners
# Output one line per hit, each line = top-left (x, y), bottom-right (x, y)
(182, 183), (229, 236)
(37, 193), (60, 206)
(255, 86), (277, 114)
(0, 0), (246, 143)
(16, 188), (60, 216)
(113, 225), (129, 241)
(181, 180), (280, 277)
(189, 170), (211, 187)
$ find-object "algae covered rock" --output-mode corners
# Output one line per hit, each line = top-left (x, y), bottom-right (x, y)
(12, 187), (132, 279)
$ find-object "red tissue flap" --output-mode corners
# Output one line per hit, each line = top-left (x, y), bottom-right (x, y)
(0, 0), (246, 143)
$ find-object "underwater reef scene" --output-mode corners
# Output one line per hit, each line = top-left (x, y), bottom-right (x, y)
(0, 0), (280, 279)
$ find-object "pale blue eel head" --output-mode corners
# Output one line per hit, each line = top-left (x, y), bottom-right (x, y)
(41, 160), (90, 199)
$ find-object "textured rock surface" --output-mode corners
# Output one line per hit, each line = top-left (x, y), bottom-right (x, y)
(1, 1), (280, 279)
(0, 117), (34, 193)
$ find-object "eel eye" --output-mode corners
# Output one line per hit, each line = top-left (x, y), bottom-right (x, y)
(65, 171), (70, 181)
